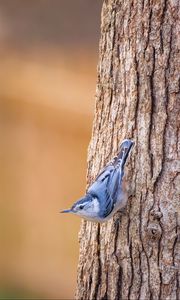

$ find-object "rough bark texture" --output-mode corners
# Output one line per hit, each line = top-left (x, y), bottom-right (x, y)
(76, 0), (180, 299)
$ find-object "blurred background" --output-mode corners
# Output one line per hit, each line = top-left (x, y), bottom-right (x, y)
(0, 0), (102, 298)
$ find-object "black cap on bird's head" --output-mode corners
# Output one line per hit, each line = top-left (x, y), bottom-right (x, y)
(60, 194), (93, 215)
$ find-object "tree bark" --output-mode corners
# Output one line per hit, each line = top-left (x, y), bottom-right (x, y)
(76, 0), (179, 299)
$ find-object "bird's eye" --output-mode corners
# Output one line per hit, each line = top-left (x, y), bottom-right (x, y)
(79, 205), (84, 210)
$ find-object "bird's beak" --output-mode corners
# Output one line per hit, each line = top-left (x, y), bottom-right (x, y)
(60, 209), (72, 213)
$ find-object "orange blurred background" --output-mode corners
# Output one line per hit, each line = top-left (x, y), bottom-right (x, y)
(0, 1), (102, 298)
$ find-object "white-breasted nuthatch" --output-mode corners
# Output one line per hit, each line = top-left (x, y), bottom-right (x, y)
(61, 139), (134, 222)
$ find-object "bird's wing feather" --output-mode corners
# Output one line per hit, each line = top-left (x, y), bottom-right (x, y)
(107, 169), (121, 203)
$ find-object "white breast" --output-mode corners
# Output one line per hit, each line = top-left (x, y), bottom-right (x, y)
(92, 197), (100, 214)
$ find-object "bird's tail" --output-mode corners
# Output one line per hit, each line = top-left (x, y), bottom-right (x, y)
(114, 139), (134, 171)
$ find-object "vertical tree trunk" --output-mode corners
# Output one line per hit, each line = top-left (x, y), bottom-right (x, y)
(76, 0), (179, 299)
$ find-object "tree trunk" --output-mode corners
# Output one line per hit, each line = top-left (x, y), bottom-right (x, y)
(76, 0), (179, 299)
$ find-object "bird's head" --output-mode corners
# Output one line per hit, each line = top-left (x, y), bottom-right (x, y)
(61, 193), (100, 221)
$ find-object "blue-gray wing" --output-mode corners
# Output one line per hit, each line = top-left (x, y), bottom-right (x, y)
(88, 165), (119, 218)
(94, 156), (118, 182)
(87, 139), (134, 218)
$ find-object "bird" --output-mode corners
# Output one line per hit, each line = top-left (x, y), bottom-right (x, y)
(61, 139), (134, 222)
